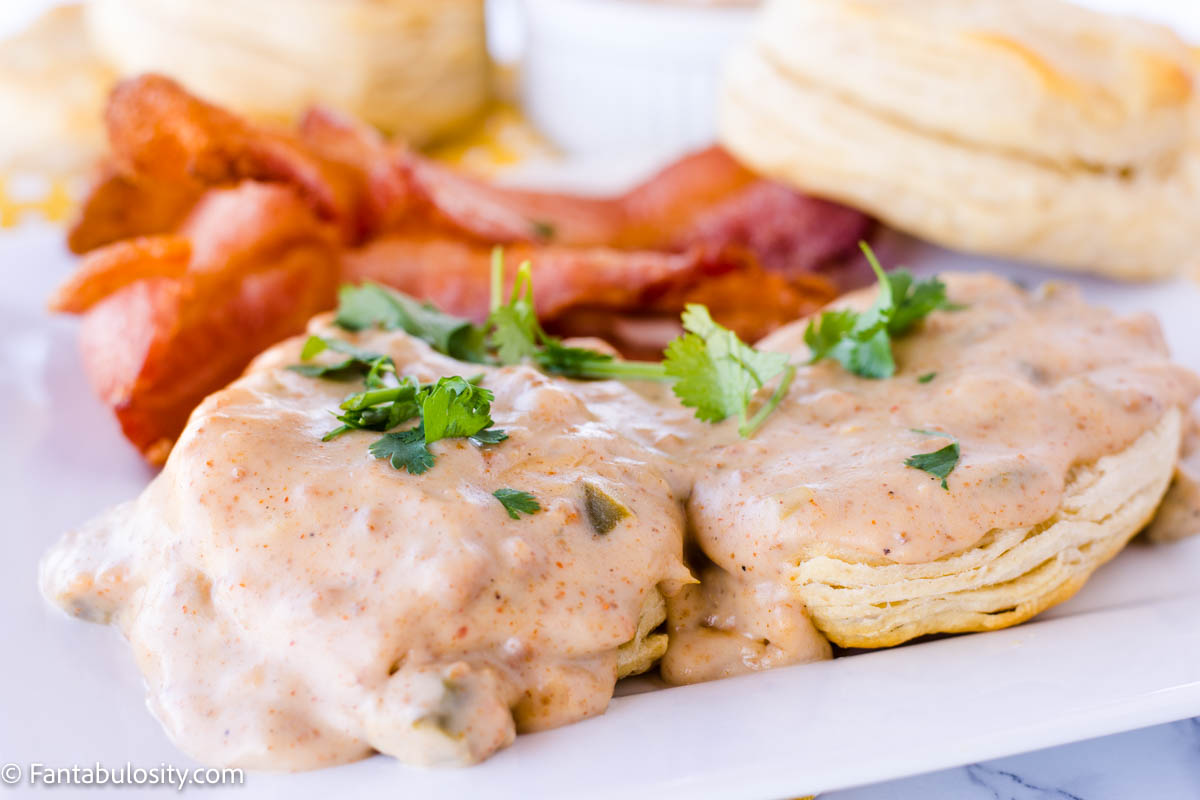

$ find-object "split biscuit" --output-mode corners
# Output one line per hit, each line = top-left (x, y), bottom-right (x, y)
(794, 408), (1182, 647)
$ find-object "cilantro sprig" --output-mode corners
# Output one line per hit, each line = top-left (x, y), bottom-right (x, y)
(346, 377), (507, 474)
(485, 250), (666, 381)
(483, 250), (794, 435)
(804, 243), (959, 379)
(664, 305), (795, 437)
(318, 246), (829, 439)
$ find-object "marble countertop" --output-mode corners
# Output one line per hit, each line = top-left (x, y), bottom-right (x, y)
(828, 717), (1200, 799)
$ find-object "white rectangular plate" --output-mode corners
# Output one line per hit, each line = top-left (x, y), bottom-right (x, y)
(3, 224), (1200, 799)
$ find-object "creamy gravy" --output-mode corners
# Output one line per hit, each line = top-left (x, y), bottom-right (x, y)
(41, 273), (1199, 769)
(42, 328), (692, 768)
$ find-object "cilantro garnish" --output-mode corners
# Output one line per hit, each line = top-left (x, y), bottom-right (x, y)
(485, 251), (794, 434)
(904, 429), (960, 490)
(322, 379), (420, 441)
(287, 336), (395, 386)
(917, 372), (937, 384)
(484, 250), (665, 381)
(664, 304), (795, 437)
(467, 427), (509, 446)
(493, 488), (541, 519)
(487, 249), (543, 365)
(291, 336), (507, 467)
(313, 248), (803, 439)
(805, 243), (959, 379)
(418, 377), (496, 443)
(369, 426), (435, 475)
(334, 283), (488, 363)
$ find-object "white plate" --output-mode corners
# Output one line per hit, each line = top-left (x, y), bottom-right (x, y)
(3, 223), (1200, 800)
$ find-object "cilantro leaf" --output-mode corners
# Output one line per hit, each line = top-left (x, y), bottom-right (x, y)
(418, 377), (496, 442)
(468, 428), (509, 446)
(841, 326), (895, 379)
(319, 372), (507, 469)
(918, 372), (937, 383)
(369, 426), (435, 475)
(664, 304), (792, 435)
(288, 335), (395, 385)
(804, 243), (960, 379)
(889, 275), (955, 335)
(802, 308), (856, 364)
(904, 429), (960, 490)
(335, 283), (488, 363)
(493, 488), (541, 519)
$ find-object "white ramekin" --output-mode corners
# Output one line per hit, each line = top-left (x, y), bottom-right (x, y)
(517, 0), (757, 159)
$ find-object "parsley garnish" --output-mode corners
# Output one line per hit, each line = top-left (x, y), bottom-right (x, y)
(805, 243), (959, 379)
(493, 488), (541, 519)
(904, 429), (960, 490)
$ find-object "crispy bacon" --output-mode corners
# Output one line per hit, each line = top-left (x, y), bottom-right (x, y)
(57, 75), (876, 462)
(65, 183), (339, 464)
(100, 75), (368, 238)
(67, 167), (204, 254)
(348, 235), (762, 317)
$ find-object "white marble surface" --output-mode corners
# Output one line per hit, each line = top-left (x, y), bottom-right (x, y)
(829, 719), (1200, 799)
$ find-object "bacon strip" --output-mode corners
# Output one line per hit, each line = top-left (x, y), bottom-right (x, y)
(57, 75), (876, 462)
(75, 183), (340, 463)
(50, 235), (192, 313)
(344, 235), (762, 320)
(101, 75), (367, 237)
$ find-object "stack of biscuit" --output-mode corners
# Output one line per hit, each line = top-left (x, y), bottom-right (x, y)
(719, 0), (1200, 280)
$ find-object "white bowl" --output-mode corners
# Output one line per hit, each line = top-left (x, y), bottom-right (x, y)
(518, 0), (756, 159)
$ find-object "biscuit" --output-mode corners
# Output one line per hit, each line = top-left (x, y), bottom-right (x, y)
(0, 5), (113, 173)
(793, 408), (1182, 647)
(616, 589), (669, 678)
(85, 0), (490, 144)
(719, 0), (1200, 280)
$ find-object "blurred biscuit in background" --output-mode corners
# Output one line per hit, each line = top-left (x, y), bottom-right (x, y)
(0, 5), (113, 173)
(0, 0), (492, 178)
(85, 0), (490, 144)
(719, 0), (1200, 280)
